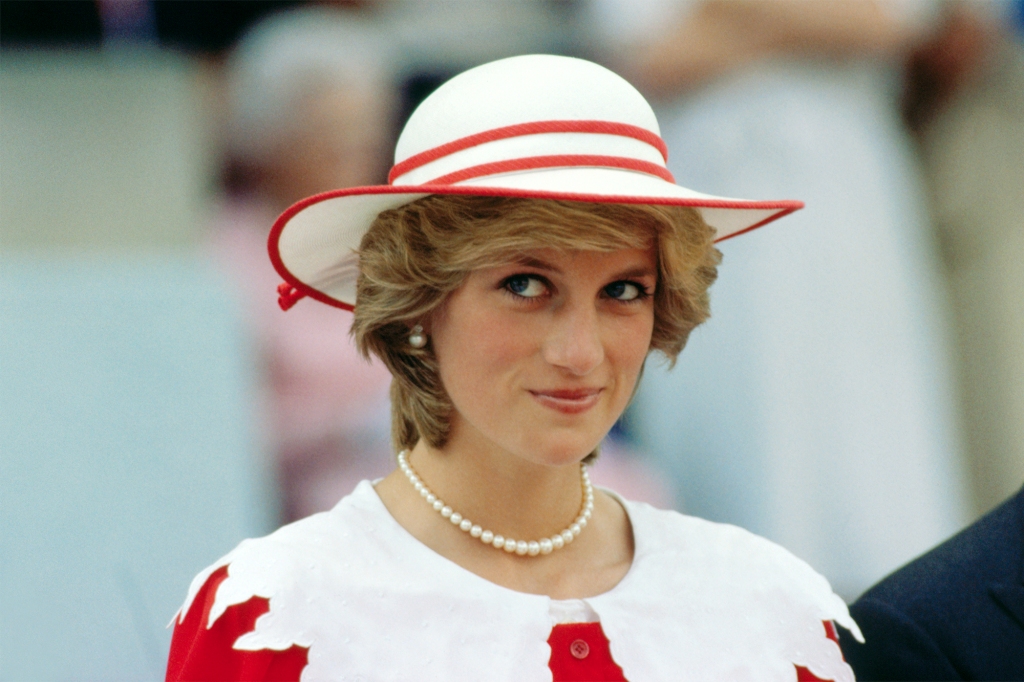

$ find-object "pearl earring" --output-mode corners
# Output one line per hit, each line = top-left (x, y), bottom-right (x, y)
(408, 324), (427, 349)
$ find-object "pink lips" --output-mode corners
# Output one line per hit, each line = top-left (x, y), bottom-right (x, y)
(529, 388), (604, 415)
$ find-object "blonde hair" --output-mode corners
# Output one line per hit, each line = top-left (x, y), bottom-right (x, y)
(351, 195), (721, 452)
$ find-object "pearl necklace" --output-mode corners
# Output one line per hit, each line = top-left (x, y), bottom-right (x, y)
(397, 450), (594, 557)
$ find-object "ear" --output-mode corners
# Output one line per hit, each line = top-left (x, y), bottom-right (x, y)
(421, 298), (453, 337)
(407, 319), (431, 335)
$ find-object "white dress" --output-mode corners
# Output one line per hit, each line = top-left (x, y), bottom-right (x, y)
(170, 481), (860, 681)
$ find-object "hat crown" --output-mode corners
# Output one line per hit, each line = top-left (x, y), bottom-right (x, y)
(394, 54), (661, 164)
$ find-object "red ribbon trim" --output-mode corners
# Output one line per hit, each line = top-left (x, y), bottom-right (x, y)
(427, 154), (675, 186)
(277, 282), (306, 311)
(388, 120), (669, 184)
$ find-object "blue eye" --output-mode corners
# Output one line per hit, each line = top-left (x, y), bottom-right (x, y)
(505, 275), (547, 298)
(605, 281), (644, 301)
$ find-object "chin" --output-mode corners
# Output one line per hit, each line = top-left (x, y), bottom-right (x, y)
(518, 429), (606, 468)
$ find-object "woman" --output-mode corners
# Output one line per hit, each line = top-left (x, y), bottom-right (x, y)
(166, 54), (860, 681)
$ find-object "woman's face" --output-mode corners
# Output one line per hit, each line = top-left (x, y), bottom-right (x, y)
(430, 246), (657, 468)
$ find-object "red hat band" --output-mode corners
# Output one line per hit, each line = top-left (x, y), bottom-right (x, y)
(387, 120), (674, 186)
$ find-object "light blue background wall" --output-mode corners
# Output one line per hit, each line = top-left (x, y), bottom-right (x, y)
(1, 52), (276, 681)
(0, 256), (275, 681)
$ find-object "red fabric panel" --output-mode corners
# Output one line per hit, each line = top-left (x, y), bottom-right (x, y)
(165, 566), (308, 682)
(796, 665), (828, 682)
(548, 622), (628, 681)
(794, 620), (842, 682)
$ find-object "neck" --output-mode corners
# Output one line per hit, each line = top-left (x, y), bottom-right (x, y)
(373, 422), (635, 598)
(406, 434), (585, 543)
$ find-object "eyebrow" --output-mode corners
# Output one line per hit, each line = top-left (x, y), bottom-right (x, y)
(510, 256), (656, 281)
(612, 266), (657, 281)
(513, 255), (562, 274)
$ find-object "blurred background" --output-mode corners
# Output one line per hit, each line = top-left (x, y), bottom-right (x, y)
(1, 1), (1021, 678)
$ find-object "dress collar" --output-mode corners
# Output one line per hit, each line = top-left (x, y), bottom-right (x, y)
(177, 479), (859, 681)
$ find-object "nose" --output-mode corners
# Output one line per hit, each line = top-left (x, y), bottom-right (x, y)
(542, 303), (604, 376)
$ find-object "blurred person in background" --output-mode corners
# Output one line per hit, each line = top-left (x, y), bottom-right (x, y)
(902, 1), (1024, 520)
(209, 6), (397, 522)
(589, 0), (969, 600)
(835, 6), (1024, 679)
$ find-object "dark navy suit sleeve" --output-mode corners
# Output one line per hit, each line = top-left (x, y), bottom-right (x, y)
(840, 486), (1024, 681)
(841, 598), (962, 681)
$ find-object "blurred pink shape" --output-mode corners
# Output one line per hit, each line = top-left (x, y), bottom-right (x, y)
(207, 199), (394, 520)
(590, 438), (675, 510)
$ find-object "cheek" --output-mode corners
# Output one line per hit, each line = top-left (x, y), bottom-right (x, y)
(434, 304), (539, 407)
(607, 313), (654, 387)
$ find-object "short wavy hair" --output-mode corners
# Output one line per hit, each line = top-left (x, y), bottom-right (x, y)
(351, 195), (721, 452)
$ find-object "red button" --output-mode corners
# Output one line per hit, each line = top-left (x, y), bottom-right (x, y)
(569, 639), (590, 659)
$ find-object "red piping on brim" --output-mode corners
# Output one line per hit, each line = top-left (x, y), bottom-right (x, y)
(388, 120), (669, 184)
(268, 183), (805, 312)
(719, 204), (803, 243)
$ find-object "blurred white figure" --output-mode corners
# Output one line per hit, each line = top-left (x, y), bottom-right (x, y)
(209, 8), (397, 522)
(592, 0), (969, 598)
(908, 4), (1024, 516)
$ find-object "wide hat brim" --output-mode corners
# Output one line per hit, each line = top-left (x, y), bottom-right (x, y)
(269, 167), (803, 311)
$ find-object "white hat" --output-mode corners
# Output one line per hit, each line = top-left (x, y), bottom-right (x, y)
(270, 54), (802, 311)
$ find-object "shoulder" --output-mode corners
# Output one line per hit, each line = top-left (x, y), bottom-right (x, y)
(175, 481), (385, 633)
(597, 498), (860, 682)
(624, 498), (849, 611)
(167, 564), (309, 682)
(166, 509), (342, 682)
(168, 482), (397, 680)
(841, 486), (1024, 680)
(854, 485), (1022, 613)
(168, 481), (557, 681)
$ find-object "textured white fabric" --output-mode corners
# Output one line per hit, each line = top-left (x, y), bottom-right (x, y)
(177, 481), (860, 681)
(548, 598), (600, 625)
